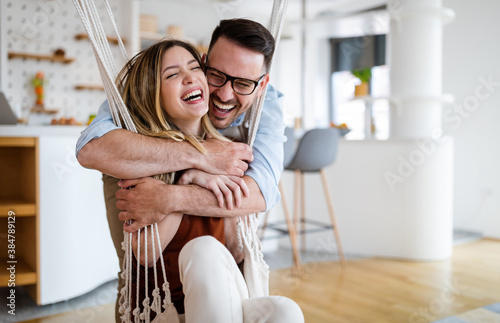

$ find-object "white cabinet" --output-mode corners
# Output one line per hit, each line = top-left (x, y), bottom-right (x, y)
(0, 126), (118, 305)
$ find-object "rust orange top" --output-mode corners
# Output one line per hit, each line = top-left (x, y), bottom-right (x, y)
(131, 214), (225, 317)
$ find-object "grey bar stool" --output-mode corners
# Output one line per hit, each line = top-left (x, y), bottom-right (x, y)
(260, 127), (303, 272)
(286, 127), (346, 268)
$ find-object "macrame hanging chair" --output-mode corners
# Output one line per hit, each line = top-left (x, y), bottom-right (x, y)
(72, 0), (289, 322)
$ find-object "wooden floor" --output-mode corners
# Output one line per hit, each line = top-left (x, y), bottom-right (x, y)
(21, 239), (500, 323)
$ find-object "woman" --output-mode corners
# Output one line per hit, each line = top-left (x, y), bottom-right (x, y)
(116, 39), (303, 323)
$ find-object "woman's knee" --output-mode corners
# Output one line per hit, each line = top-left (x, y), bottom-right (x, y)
(243, 296), (304, 323)
(179, 236), (228, 271)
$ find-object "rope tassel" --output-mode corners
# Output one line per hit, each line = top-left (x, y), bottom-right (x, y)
(152, 303), (180, 323)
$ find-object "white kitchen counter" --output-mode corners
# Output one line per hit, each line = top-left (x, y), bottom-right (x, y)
(0, 124), (86, 137)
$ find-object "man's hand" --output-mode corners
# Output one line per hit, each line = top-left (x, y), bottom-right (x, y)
(115, 177), (170, 233)
(200, 139), (253, 177)
(177, 169), (249, 210)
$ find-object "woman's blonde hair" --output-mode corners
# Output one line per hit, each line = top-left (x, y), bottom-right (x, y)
(116, 39), (228, 183)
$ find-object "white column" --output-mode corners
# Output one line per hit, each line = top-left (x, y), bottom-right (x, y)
(388, 0), (454, 138)
(123, 0), (141, 57)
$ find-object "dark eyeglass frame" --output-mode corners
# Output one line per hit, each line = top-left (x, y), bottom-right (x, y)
(204, 66), (266, 96)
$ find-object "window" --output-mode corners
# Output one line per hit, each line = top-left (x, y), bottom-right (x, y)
(330, 34), (389, 140)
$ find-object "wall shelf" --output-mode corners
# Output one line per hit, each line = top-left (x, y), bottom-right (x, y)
(74, 84), (105, 91)
(74, 33), (125, 45)
(8, 52), (75, 64)
(30, 107), (58, 114)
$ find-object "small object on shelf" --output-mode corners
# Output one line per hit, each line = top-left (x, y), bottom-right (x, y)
(87, 114), (96, 125)
(8, 51), (75, 64)
(31, 71), (47, 107)
(354, 82), (369, 97)
(53, 48), (65, 57)
(74, 84), (105, 91)
(140, 14), (158, 33)
(352, 67), (372, 97)
(167, 25), (184, 38)
(330, 122), (351, 136)
(51, 117), (81, 126)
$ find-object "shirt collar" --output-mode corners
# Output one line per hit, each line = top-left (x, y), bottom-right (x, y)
(230, 112), (246, 127)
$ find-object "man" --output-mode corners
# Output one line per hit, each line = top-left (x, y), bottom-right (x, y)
(77, 19), (303, 322)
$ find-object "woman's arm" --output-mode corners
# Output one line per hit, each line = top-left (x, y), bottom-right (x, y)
(176, 169), (249, 209)
(176, 169), (248, 264)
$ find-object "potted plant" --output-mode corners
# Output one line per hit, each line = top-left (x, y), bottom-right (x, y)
(351, 67), (372, 97)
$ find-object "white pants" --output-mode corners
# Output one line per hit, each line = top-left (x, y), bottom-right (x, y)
(178, 236), (305, 323)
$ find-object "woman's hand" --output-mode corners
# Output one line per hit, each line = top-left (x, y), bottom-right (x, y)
(177, 169), (249, 210)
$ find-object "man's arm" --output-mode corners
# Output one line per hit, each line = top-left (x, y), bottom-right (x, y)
(240, 84), (286, 212)
(76, 101), (253, 179)
(79, 129), (252, 179)
(116, 175), (265, 232)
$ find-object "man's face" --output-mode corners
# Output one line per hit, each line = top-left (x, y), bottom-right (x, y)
(205, 37), (269, 130)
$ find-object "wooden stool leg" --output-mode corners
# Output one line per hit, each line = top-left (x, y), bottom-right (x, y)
(279, 181), (302, 273)
(293, 169), (301, 234)
(300, 172), (306, 253)
(320, 169), (347, 268)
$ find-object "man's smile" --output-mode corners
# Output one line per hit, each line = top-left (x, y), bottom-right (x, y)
(210, 98), (237, 118)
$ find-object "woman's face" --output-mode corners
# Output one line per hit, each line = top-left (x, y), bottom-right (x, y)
(160, 46), (209, 135)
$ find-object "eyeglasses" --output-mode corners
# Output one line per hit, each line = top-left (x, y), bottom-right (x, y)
(204, 66), (266, 96)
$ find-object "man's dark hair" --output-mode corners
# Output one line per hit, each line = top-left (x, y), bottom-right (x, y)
(208, 18), (275, 73)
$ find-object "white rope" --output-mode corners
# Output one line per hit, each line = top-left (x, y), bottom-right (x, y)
(72, 0), (136, 132)
(141, 226), (151, 323)
(247, 0), (289, 147)
(150, 225), (162, 315)
(102, 0), (128, 61)
(240, 1), (289, 298)
(133, 229), (141, 323)
(73, 0), (289, 318)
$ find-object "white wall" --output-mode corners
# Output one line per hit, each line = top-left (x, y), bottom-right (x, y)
(139, 0), (237, 49)
(2, 0), (128, 124)
(442, 0), (500, 238)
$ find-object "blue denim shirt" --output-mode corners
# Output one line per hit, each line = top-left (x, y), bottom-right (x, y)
(75, 84), (285, 211)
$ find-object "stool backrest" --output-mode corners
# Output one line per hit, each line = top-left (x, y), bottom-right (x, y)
(283, 127), (296, 168)
(286, 127), (340, 172)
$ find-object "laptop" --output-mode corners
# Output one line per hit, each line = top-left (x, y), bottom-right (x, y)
(0, 92), (18, 124)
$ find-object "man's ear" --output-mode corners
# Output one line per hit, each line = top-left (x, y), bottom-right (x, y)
(201, 53), (207, 69)
(256, 73), (270, 98)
